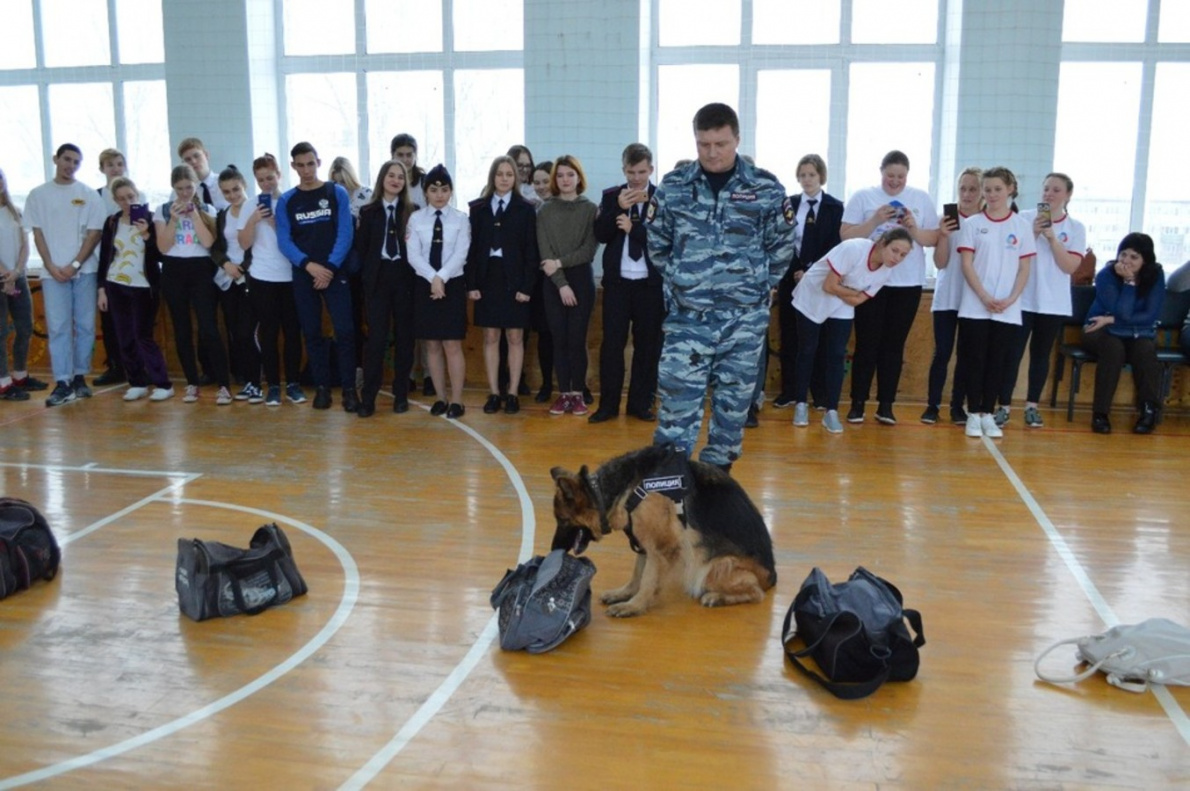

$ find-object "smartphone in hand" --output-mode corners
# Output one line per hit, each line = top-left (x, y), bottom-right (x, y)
(257, 193), (273, 214)
(1036, 202), (1052, 227)
(943, 202), (960, 229)
(130, 203), (151, 225)
(889, 199), (905, 222)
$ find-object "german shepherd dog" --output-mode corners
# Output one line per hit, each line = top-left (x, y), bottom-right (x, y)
(550, 445), (776, 617)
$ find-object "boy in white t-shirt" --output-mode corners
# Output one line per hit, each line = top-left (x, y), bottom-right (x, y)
(24, 143), (108, 407)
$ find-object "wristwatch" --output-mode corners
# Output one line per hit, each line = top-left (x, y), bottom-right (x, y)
(70, 260), (82, 270)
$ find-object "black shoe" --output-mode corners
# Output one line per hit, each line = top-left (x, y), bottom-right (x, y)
(587, 409), (617, 424)
(535, 387), (552, 404)
(341, 387), (359, 413)
(430, 400), (448, 416)
(846, 403), (865, 423)
(628, 407), (656, 422)
(94, 368), (125, 386)
(72, 375), (92, 399)
(504, 394), (520, 414)
(313, 386), (332, 410)
(1134, 402), (1157, 435)
(744, 404), (759, 428)
(517, 381), (531, 396)
(483, 394), (502, 414)
(0, 384), (30, 401)
(772, 394), (795, 409)
(950, 405), (968, 425)
(14, 376), (49, 391)
(446, 402), (465, 419)
(582, 387), (593, 405)
(1092, 413), (1112, 434)
(393, 399), (409, 414)
(920, 405), (940, 424)
(422, 379), (436, 396)
(356, 401), (375, 418)
(45, 380), (76, 407)
(875, 404), (897, 425)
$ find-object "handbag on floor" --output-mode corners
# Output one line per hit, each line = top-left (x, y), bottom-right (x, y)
(1035, 618), (1190, 692)
(491, 549), (596, 654)
(782, 566), (925, 700)
(0, 497), (61, 600)
(176, 523), (308, 621)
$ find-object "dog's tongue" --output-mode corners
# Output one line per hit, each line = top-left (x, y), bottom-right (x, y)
(572, 531), (586, 555)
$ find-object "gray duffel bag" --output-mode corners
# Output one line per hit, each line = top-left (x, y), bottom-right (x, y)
(176, 523), (308, 621)
(491, 549), (596, 653)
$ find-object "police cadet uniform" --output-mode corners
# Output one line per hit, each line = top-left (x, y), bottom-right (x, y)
(646, 157), (795, 468)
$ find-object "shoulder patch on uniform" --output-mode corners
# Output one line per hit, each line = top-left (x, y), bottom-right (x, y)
(782, 196), (795, 225)
(646, 196), (658, 223)
(468, 197), (485, 207)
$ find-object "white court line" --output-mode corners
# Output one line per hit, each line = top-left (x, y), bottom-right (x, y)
(0, 500), (360, 789)
(61, 474), (202, 546)
(983, 439), (1190, 747)
(339, 413), (537, 791)
(0, 461), (196, 478)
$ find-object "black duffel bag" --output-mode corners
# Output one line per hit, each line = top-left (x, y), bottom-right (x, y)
(782, 566), (924, 700)
(176, 523), (308, 621)
(0, 497), (61, 599)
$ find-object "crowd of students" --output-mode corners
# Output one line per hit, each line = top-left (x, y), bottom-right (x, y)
(0, 136), (1178, 437)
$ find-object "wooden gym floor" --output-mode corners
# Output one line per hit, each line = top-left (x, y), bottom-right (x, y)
(1, 381), (1187, 790)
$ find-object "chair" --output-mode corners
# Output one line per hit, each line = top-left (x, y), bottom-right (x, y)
(1154, 289), (1190, 423)
(1049, 285), (1098, 421)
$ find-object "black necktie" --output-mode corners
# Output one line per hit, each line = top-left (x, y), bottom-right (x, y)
(805, 198), (817, 226)
(385, 205), (399, 259)
(628, 204), (643, 260)
(492, 198), (505, 251)
(200, 182), (212, 206)
(430, 210), (443, 271)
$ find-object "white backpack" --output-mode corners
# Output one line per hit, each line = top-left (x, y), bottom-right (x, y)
(1035, 618), (1190, 693)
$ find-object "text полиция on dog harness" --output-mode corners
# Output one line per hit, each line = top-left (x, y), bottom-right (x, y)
(614, 447), (692, 554)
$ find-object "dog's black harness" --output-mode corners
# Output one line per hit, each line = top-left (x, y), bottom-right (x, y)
(621, 451), (692, 555)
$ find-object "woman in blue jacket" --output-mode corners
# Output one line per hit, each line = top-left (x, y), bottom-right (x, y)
(1081, 232), (1166, 435)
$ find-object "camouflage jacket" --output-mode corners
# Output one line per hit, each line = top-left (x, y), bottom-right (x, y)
(646, 158), (794, 315)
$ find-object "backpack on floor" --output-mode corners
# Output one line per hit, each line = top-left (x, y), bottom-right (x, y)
(782, 566), (925, 700)
(491, 549), (596, 654)
(176, 523), (308, 621)
(0, 497), (62, 600)
(1035, 618), (1190, 693)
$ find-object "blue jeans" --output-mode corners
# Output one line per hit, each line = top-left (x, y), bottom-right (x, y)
(793, 309), (851, 411)
(41, 272), (97, 382)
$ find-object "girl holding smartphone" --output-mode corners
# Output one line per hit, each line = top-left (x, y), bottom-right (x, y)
(213, 166), (263, 403)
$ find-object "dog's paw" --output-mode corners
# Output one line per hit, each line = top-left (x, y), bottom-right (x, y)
(605, 601), (646, 618)
(699, 592), (727, 607)
(600, 588), (634, 605)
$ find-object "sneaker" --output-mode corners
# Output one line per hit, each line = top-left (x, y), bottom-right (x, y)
(950, 405), (968, 425)
(0, 383), (30, 401)
(570, 393), (588, 417)
(920, 405), (940, 425)
(875, 404), (897, 425)
(846, 403), (865, 424)
(183, 385), (200, 403)
(123, 386), (150, 401)
(993, 406), (1010, 427)
(772, 394), (795, 409)
(965, 414), (983, 438)
(822, 410), (844, 434)
(234, 384), (255, 401)
(285, 383), (307, 404)
(14, 376), (49, 391)
(215, 386), (233, 406)
(72, 375), (92, 399)
(1024, 406), (1043, 428)
(981, 413), (1003, 438)
(549, 395), (570, 415)
(149, 386), (175, 401)
(312, 386), (332, 410)
(45, 381), (76, 407)
(265, 385), (282, 406)
(793, 402), (810, 427)
(94, 368), (125, 386)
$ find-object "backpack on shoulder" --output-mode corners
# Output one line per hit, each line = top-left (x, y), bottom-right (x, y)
(1035, 618), (1190, 693)
(490, 549), (596, 654)
(782, 566), (925, 700)
(0, 497), (61, 600)
(176, 523), (308, 621)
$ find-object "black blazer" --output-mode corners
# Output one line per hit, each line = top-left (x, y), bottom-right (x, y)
(594, 183), (660, 286)
(789, 192), (844, 272)
(97, 211), (161, 291)
(355, 200), (411, 291)
(465, 191), (539, 295)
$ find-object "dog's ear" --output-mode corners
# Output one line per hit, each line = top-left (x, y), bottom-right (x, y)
(550, 466), (572, 483)
(555, 474), (581, 505)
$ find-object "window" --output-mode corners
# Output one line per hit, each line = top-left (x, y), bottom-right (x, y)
(47, 83), (117, 168)
(755, 70), (832, 190)
(845, 63), (936, 198)
(285, 73), (359, 172)
(0, 0), (36, 70)
(1159, 1), (1190, 42)
(454, 69), (525, 201)
(852, 0), (937, 45)
(115, 0), (165, 65)
(453, 0), (523, 52)
(1062, 0), (1149, 43)
(365, 0), (442, 54)
(0, 87), (44, 204)
(123, 81), (172, 206)
(659, 0), (741, 46)
(1144, 63), (1190, 266)
(752, 0), (840, 45)
(283, 0), (355, 56)
(656, 65), (739, 173)
(366, 71), (446, 177)
(40, 0), (111, 67)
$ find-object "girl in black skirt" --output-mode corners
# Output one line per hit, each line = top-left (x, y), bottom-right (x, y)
(467, 156), (539, 415)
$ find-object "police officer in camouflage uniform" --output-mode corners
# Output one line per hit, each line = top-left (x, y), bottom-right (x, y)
(646, 103), (795, 470)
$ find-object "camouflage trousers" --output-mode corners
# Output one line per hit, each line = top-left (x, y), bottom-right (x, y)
(652, 305), (768, 467)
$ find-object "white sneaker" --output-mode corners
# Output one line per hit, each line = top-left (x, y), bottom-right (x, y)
(981, 413), (1003, 438)
(215, 386), (233, 406)
(123, 386), (149, 401)
(793, 402), (810, 427)
(965, 414), (983, 438)
(149, 386), (175, 401)
(183, 385), (199, 403)
(821, 410), (844, 434)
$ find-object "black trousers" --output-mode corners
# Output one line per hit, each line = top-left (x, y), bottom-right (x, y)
(958, 317), (1017, 414)
(218, 280), (262, 387)
(776, 269), (827, 403)
(249, 278), (302, 387)
(927, 309), (966, 410)
(597, 278), (664, 414)
(1001, 311), (1066, 406)
(160, 256), (229, 388)
(1081, 328), (1160, 413)
(850, 285), (922, 407)
(361, 265), (416, 406)
(543, 264), (594, 393)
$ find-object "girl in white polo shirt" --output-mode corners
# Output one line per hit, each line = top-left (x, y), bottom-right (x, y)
(791, 228), (913, 433)
(956, 166), (1036, 439)
(997, 172), (1086, 428)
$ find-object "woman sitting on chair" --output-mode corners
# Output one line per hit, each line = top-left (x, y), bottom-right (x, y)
(1081, 232), (1166, 435)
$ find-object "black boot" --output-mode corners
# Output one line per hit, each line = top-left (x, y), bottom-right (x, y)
(1091, 413), (1111, 435)
(1133, 402), (1157, 434)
